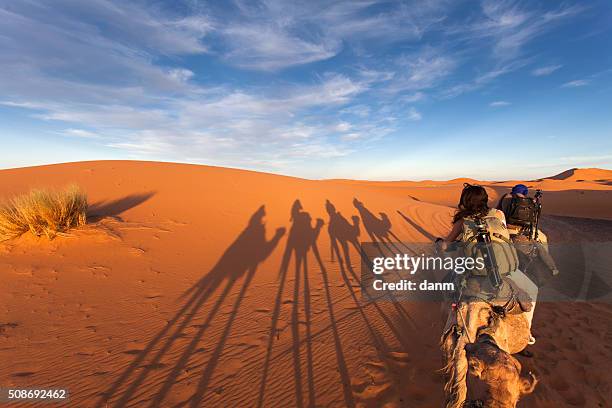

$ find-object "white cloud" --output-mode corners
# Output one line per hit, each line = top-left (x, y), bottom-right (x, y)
(6, 71), (372, 168)
(334, 122), (352, 132)
(407, 107), (422, 121)
(489, 100), (511, 107)
(441, 59), (529, 99)
(221, 24), (340, 71)
(451, 1), (582, 61)
(397, 48), (456, 91)
(341, 132), (362, 141)
(561, 79), (589, 88)
(62, 129), (100, 138)
(167, 69), (195, 83)
(340, 105), (371, 118)
(531, 64), (562, 76)
(214, 0), (450, 71)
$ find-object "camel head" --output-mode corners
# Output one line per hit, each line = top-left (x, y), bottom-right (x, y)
(465, 336), (537, 408)
(379, 212), (391, 227)
(315, 218), (324, 229)
(249, 205), (266, 227)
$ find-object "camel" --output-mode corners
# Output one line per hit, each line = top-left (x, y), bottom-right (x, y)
(441, 296), (536, 408)
(465, 333), (538, 408)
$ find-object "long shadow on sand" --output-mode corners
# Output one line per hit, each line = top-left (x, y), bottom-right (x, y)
(88, 192), (156, 221)
(327, 200), (417, 344)
(257, 200), (354, 408)
(96, 205), (284, 408)
(98, 199), (435, 407)
(353, 198), (410, 255)
(396, 209), (437, 242)
(329, 200), (418, 335)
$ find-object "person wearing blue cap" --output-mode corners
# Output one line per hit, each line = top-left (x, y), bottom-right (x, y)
(497, 184), (530, 220)
(497, 184), (559, 280)
(497, 184), (539, 237)
(512, 184), (529, 196)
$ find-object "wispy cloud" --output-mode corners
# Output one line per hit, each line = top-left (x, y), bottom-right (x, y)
(390, 48), (457, 93)
(489, 100), (511, 107)
(5, 73), (375, 166)
(61, 129), (101, 138)
(561, 79), (589, 88)
(214, 0), (450, 71)
(407, 107), (422, 121)
(440, 58), (530, 99)
(531, 64), (562, 76)
(449, 1), (582, 61)
(220, 24), (340, 71)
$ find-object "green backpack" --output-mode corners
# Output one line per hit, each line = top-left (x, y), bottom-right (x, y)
(461, 209), (519, 277)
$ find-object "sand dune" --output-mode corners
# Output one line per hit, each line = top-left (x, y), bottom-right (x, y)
(1, 161), (611, 407)
(545, 167), (612, 182)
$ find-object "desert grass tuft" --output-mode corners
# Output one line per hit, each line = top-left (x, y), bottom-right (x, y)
(0, 185), (87, 241)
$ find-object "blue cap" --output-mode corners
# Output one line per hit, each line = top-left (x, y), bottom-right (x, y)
(511, 184), (529, 195)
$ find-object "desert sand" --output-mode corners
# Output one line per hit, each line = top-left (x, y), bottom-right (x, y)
(1, 161), (611, 407)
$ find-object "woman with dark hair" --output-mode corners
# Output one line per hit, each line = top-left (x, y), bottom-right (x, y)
(438, 184), (507, 250)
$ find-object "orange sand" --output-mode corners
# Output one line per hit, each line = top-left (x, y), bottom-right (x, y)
(1, 161), (611, 407)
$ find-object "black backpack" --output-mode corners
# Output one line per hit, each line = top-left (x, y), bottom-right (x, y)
(506, 196), (538, 227)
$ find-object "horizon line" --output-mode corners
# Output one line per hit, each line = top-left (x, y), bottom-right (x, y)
(1, 159), (609, 184)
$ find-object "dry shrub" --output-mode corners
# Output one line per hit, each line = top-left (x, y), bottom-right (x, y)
(0, 185), (87, 241)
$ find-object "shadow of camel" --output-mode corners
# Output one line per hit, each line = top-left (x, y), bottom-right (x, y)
(353, 198), (410, 255)
(258, 199), (355, 408)
(88, 192), (156, 221)
(331, 199), (418, 332)
(96, 205), (284, 408)
(326, 199), (363, 269)
(326, 200), (439, 395)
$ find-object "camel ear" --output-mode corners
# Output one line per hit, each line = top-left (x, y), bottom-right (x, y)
(467, 356), (484, 378)
(520, 372), (538, 395)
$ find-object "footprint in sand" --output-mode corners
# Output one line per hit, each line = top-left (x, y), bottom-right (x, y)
(0, 322), (18, 335)
(233, 335), (265, 349)
(129, 247), (146, 256)
(353, 380), (393, 402)
(13, 371), (35, 378)
(13, 267), (34, 276)
(123, 341), (145, 355)
(76, 348), (96, 357)
(386, 351), (411, 364)
(363, 361), (389, 384)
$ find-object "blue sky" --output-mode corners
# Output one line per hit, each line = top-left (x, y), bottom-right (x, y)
(1, 0), (611, 180)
